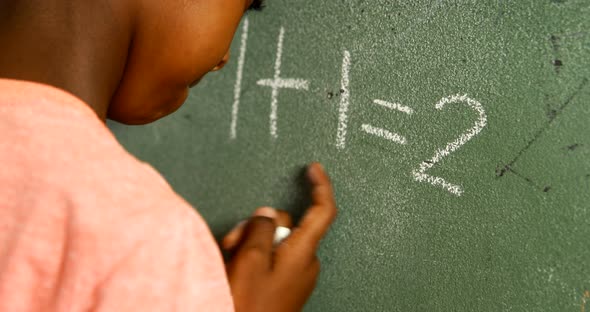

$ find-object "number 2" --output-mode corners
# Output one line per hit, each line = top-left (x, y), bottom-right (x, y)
(412, 94), (487, 196)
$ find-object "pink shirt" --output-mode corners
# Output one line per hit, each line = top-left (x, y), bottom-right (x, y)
(0, 79), (234, 311)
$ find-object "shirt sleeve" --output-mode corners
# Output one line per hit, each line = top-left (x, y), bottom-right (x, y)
(0, 79), (235, 312)
(90, 202), (235, 312)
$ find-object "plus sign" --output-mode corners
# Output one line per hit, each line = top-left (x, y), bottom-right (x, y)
(256, 27), (310, 139)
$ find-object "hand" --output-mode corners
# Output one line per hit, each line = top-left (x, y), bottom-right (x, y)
(222, 163), (337, 312)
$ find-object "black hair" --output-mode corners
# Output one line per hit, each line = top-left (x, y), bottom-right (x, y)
(248, 0), (265, 11)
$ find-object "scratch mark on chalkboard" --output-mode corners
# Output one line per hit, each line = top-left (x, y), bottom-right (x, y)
(549, 35), (562, 74)
(497, 78), (588, 179)
(327, 88), (346, 100)
(581, 290), (589, 312)
(496, 165), (545, 190)
(565, 143), (581, 152)
(546, 103), (559, 120)
(548, 32), (589, 74)
(552, 59), (563, 74)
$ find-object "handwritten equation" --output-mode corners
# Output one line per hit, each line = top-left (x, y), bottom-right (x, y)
(229, 20), (488, 197)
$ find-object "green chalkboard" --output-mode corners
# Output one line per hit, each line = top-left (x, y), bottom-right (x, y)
(109, 1), (590, 311)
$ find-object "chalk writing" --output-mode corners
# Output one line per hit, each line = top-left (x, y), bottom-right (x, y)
(361, 124), (407, 145)
(231, 25), (490, 196)
(412, 95), (487, 196)
(373, 99), (414, 115)
(230, 18), (249, 140)
(360, 99), (413, 145)
(256, 27), (310, 139)
(336, 50), (351, 149)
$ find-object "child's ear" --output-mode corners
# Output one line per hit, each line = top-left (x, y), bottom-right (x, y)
(212, 52), (231, 72)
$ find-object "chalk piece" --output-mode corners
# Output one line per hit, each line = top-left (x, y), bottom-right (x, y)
(273, 226), (291, 245)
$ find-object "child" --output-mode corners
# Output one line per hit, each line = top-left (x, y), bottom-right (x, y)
(0, 0), (337, 311)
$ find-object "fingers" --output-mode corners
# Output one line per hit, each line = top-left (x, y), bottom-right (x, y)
(272, 208), (294, 228)
(222, 207), (277, 250)
(222, 207), (293, 251)
(226, 162), (337, 269)
(291, 163), (337, 250)
(225, 163), (335, 312)
(221, 220), (247, 250)
(308, 163), (337, 209)
(231, 216), (276, 272)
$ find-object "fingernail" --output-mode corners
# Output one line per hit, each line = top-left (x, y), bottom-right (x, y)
(308, 163), (324, 181)
(254, 207), (277, 219)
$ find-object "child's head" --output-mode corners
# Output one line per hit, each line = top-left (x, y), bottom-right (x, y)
(109, 0), (264, 124)
(0, 0), (264, 124)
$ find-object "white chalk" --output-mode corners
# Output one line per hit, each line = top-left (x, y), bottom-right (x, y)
(361, 124), (407, 145)
(256, 78), (309, 90)
(256, 26), (310, 139)
(273, 226), (291, 246)
(269, 27), (285, 139)
(412, 94), (487, 196)
(230, 18), (249, 140)
(336, 50), (351, 149)
(372, 99), (414, 115)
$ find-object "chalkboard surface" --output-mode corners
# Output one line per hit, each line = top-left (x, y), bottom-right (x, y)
(109, 1), (590, 311)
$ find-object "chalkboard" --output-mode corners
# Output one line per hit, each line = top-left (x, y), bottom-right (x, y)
(109, 1), (590, 311)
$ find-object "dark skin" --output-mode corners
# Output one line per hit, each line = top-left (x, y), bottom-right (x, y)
(0, 1), (337, 311)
